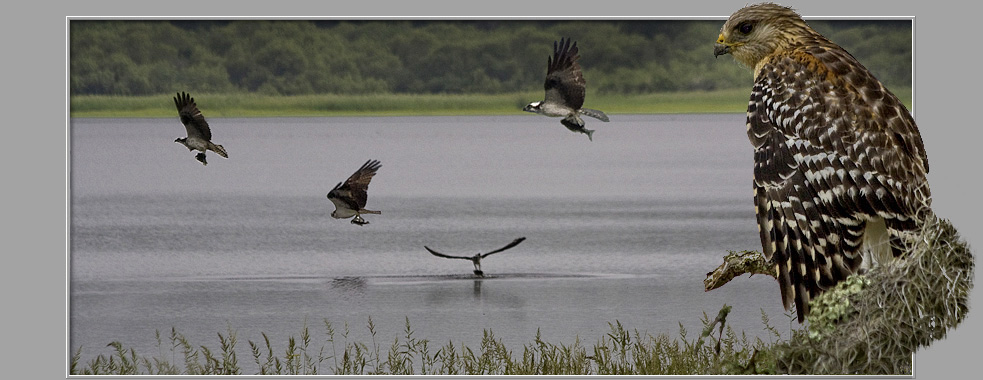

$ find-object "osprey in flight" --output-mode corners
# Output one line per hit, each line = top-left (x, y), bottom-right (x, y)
(714, 3), (931, 322)
(173, 91), (228, 166)
(523, 38), (609, 141)
(425, 237), (527, 277)
(327, 159), (382, 226)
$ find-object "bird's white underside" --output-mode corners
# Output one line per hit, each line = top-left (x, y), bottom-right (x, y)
(180, 136), (209, 152)
(328, 197), (357, 219)
(536, 102), (574, 118)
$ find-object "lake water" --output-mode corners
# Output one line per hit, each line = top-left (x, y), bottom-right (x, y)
(69, 114), (792, 372)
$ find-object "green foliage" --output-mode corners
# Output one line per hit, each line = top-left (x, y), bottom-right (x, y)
(69, 19), (913, 96)
(79, 87), (909, 118)
(69, 89), (768, 117)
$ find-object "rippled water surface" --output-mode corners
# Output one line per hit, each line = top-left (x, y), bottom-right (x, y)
(70, 114), (791, 372)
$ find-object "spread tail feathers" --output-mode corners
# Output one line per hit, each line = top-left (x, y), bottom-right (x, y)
(580, 108), (609, 122)
(209, 143), (229, 158)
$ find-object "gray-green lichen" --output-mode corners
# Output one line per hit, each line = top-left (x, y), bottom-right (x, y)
(776, 214), (974, 375)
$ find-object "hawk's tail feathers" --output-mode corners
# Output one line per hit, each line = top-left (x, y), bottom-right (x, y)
(580, 108), (609, 122)
(759, 185), (809, 322)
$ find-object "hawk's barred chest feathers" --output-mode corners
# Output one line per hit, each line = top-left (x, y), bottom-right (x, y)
(716, 3), (930, 322)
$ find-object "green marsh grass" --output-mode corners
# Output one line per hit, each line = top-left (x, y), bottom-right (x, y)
(70, 89), (912, 118)
(70, 307), (800, 375)
(65, 89), (899, 118)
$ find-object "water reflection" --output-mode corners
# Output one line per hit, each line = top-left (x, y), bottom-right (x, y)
(331, 276), (367, 293)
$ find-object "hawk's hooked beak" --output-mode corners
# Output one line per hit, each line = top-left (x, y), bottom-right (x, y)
(713, 43), (731, 57)
(713, 33), (732, 58)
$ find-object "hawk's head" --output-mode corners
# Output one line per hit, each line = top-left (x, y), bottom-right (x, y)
(714, 3), (815, 72)
(522, 101), (543, 114)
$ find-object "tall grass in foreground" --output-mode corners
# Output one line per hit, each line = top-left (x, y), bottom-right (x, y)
(70, 308), (797, 375)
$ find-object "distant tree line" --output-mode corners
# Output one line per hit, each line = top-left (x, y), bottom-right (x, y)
(70, 19), (912, 96)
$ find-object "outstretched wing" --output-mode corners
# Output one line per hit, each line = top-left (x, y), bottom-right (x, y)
(328, 160), (382, 210)
(544, 38), (586, 110)
(424, 246), (473, 260)
(479, 237), (527, 258)
(327, 181), (357, 212)
(173, 91), (211, 141)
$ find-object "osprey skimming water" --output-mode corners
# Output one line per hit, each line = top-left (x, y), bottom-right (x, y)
(173, 91), (228, 166)
(425, 237), (527, 277)
(523, 38), (609, 141)
(327, 159), (382, 226)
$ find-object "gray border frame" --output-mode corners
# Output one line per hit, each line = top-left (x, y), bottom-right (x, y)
(27, 0), (979, 378)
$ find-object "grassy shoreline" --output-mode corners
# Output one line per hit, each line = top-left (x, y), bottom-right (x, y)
(69, 89), (913, 118)
(71, 308), (801, 376)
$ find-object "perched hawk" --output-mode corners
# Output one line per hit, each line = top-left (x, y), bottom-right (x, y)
(327, 159), (382, 226)
(425, 237), (527, 277)
(523, 38), (609, 141)
(173, 91), (228, 166)
(714, 3), (931, 322)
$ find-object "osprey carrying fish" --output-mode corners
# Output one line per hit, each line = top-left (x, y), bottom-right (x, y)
(173, 91), (228, 166)
(327, 159), (382, 226)
(523, 38), (609, 141)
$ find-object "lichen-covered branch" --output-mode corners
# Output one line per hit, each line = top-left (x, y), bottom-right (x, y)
(704, 250), (776, 292)
(775, 214), (975, 375)
(706, 211), (974, 375)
